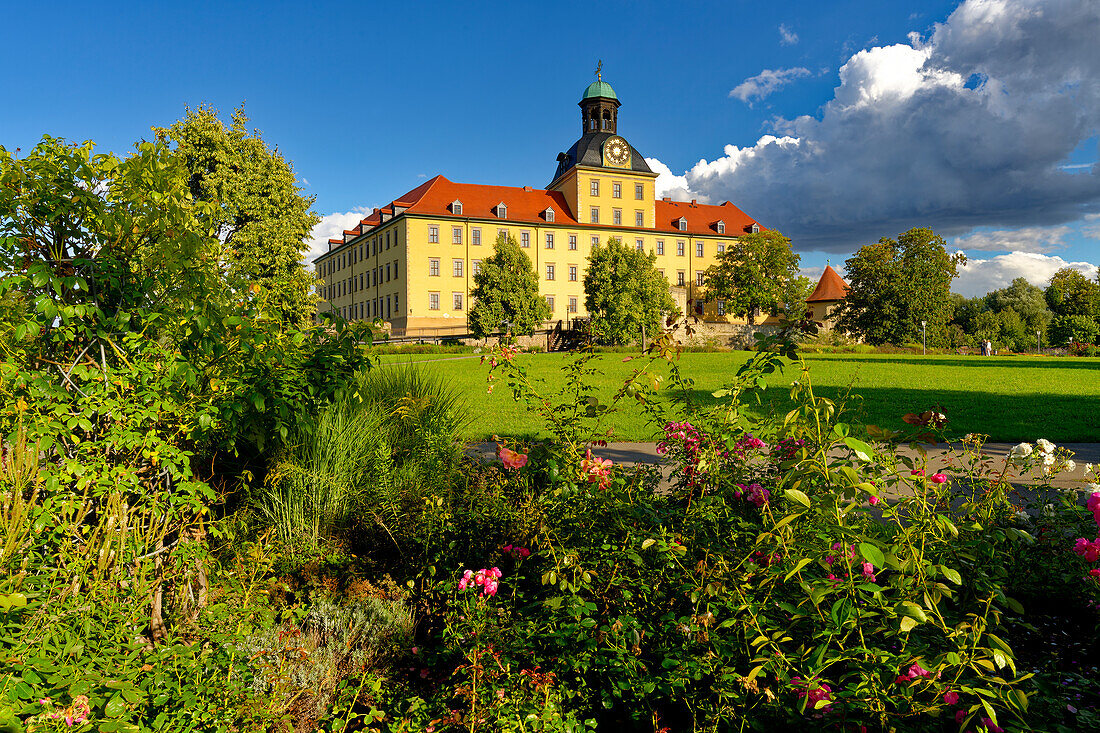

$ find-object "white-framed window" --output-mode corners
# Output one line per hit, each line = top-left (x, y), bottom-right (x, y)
(545, 232), (554, 249)
(717, 243), (725, 255)
(568, 234), (577, 250)
(568, 297), (578, 313)
(590, 207), (599, 224)
(452, 200), (463, 215)
(677, 241), (685, 256)
(472, 228), (481, 246)
(498, 228), (508, 241)
(591, 235), (599, 248)
(521, 231), (530, 248)
(568, 265), (577, 281)
(696, 242), (704, 257)
(453, 227), (462, 244)
(613, 208), (622, 225)
(453, 292), (464, 310)
(656, 240), (665, 255)
(495, 203), (508, 218)
(453, 259), (464, 277)
(696, 272), (705, 286)
(635, 183), (644, 200)
(678, 218), (687, 231)
(473, 259), (482, 274)
(751, 223), (760, 233)
(612, 182), (622, 199)
(590, 179), (599, 196)
(717, 299), (726, 316)
(545, 295), (555, 311)
(429, 258), (440, 276)
(545, 264), (555, 280)
(545, 207), (555, 222)
(635, 211), (644, 227)
(429, 292), (440, 310)
(677, 271), (685, 286)
(636, 239), (644, 251)
(429, 226), (439, 243)
(717, 221), (725, 234)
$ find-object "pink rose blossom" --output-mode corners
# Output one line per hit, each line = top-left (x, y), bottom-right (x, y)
(499, 447), (529, 470)
(868, 495), (880, 505)
(930, 473), (947, 484)
(956, 710), (966, 723)
(944, 690), (959, 705)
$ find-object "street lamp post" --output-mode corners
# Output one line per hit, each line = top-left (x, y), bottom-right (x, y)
(921, 320), (927, 355)
(1036, 330), (1041, 354)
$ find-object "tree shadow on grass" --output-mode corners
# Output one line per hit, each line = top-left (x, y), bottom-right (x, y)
(665, 384), (1100, 443)
(804, 355), (1100, 371)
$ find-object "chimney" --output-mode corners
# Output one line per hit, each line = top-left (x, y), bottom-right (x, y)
(523, 186), (533, 192)
(690, 199), (697, 207)
(662, 196), (672, 202)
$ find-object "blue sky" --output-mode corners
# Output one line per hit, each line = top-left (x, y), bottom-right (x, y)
(2, 0), (1097, 297)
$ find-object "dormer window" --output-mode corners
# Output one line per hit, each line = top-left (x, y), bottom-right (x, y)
(677, 217), (688, 232)
(751, 223), (760, 233)
(544, 207), (555, 222)
(495, 202), (508, 219)
(716, 220), (725, 234)
(451, 200), (463, 215)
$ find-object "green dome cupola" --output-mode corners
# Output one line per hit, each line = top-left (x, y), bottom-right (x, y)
(579, 70), (621, 135)
(581, 80), (618, 101)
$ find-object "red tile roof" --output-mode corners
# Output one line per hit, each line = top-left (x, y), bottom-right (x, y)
(320, 175), (764, 254)
(806, 265), (849, 302)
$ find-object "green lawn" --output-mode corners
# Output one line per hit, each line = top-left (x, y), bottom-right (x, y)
(368, 351), (1100, 443)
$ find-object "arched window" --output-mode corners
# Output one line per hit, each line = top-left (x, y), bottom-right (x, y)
(602, 110), (612, 130)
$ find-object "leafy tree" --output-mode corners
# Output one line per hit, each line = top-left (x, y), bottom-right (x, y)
(468, 232), (551, 339)
(583, 237), (676, 346)
(156, 105), (319, 326)
(1045, 267), (1100, 318)
(1048, 314), (1100, 346)
(949, 293), (987, 334)
(985, 277), (1052, 333)
(703, 230), (802, 321)
(834, 227), (963, 345)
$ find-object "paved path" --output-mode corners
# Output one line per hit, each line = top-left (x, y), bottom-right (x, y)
(469, 441), (1100, 501)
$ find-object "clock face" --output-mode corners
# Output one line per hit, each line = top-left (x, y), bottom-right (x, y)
(604, 136), (631, 167)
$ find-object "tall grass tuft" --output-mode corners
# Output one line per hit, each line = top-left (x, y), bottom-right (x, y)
(353, 364), (468, 472)
(261, 397), (392, 548)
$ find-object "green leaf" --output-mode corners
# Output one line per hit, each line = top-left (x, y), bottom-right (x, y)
(843, 437), (875, 461)
(858, 542), (884, 569)
(641, 538), (656, 550)
(785, 489), (811, 508)
(896, 601), (927, 623)
(899, 616), (918, 633)
(104, 694), (126, 719)
(939, 565), (962, 585)
(784, 558), (813, 581)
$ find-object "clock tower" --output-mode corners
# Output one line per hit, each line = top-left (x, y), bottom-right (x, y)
(548, 75), (657, 223)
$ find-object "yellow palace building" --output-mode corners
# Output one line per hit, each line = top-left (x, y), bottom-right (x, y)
(314, 77), (768, 334)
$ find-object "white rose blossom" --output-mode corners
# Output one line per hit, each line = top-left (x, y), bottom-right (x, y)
(1036, 438), (1056, 455)
(1008, 443), (1033, 461)
(1065, 460), (1076, 473)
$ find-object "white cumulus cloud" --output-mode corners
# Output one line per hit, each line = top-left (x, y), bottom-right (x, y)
(729, 67), (811, 104)
(653, 0), (1100, 251)
(953, 251), (1098, 297)
(779, 24), (799, 45)
(304, 208), (371, 264)
(952, 225), (1072, 253)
